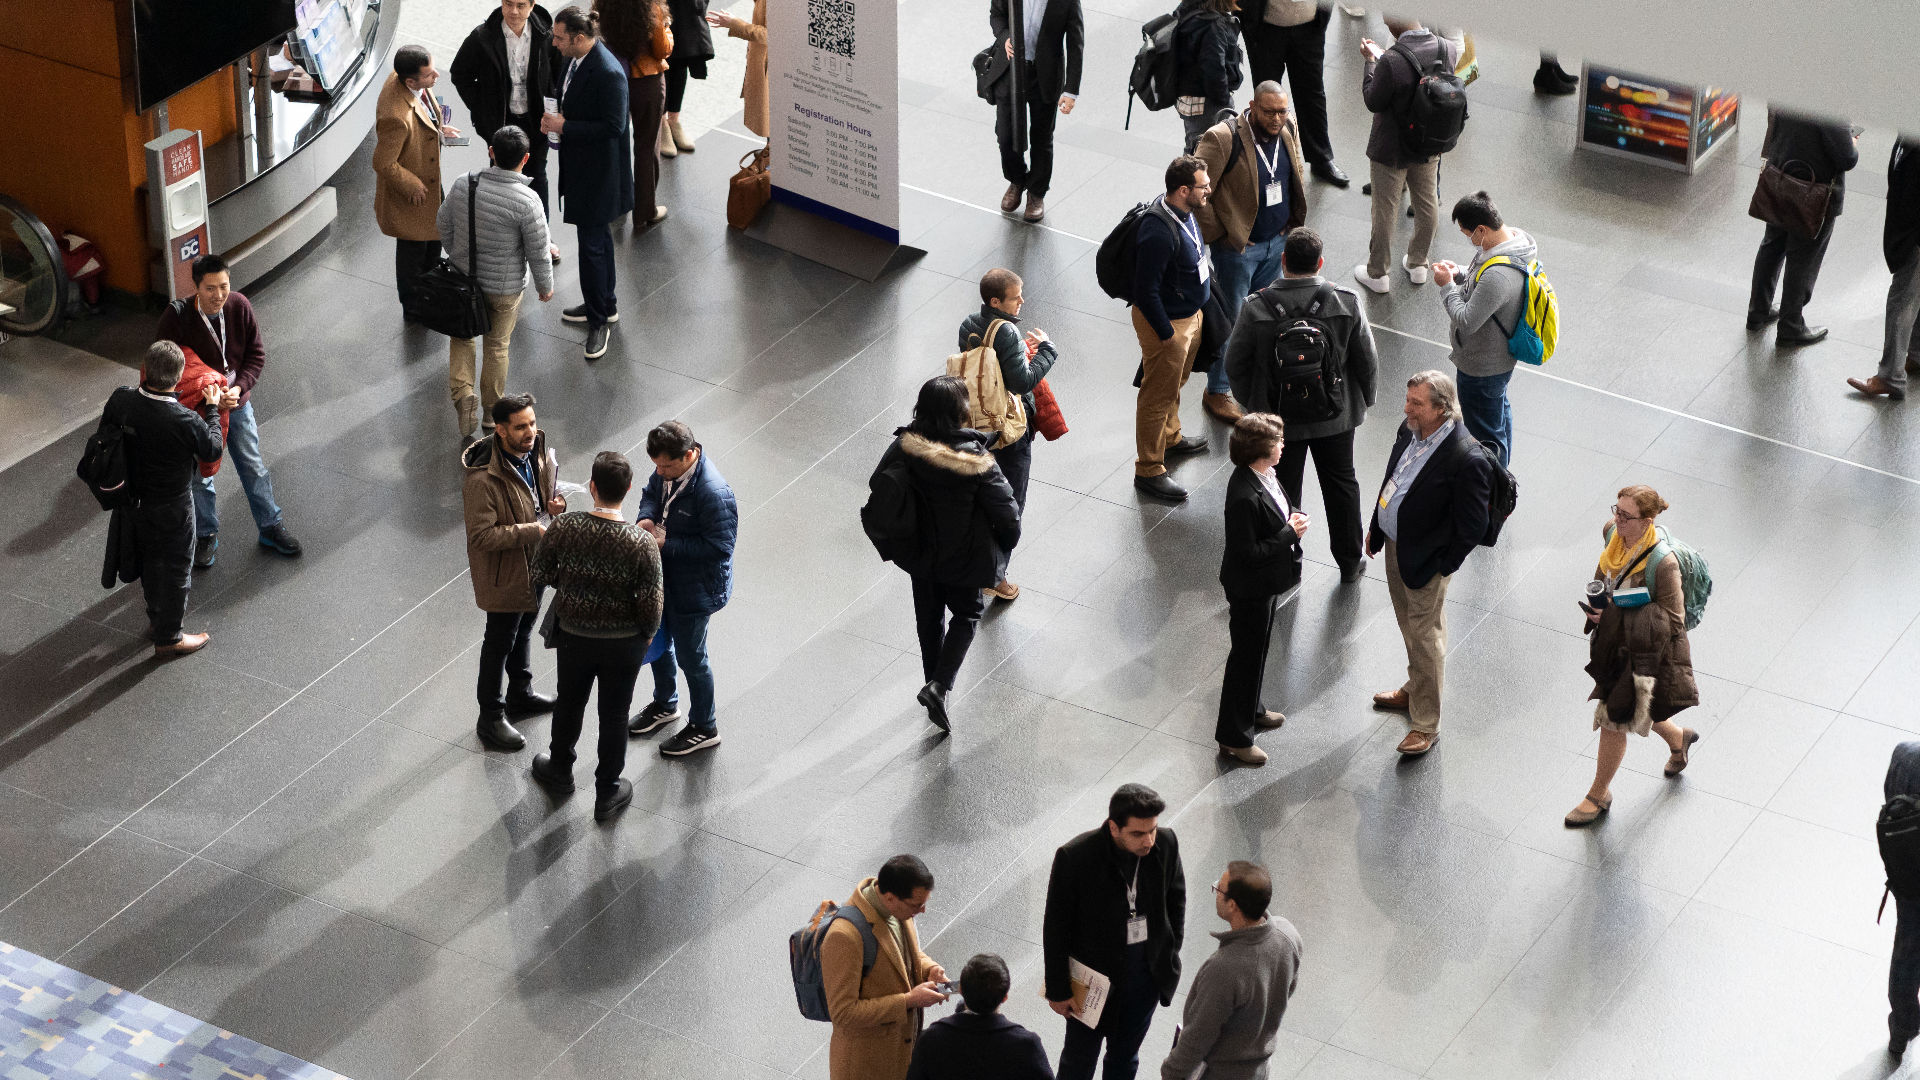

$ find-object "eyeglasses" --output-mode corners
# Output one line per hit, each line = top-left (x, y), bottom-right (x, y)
(1612, 507), (1645, 522)
(1210, 884), (1227, 897)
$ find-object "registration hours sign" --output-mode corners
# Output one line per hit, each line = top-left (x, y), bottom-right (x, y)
(766, 0), (900, 243)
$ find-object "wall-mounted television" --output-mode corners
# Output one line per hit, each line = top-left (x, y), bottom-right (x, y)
(131, 0), (298, 112)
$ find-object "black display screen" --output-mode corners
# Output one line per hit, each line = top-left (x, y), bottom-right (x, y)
(131, 0), (297, 111)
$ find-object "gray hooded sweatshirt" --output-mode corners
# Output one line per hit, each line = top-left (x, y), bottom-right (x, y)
(1159, 918), (1303, 1080)
(1440, 228), (1537, 378)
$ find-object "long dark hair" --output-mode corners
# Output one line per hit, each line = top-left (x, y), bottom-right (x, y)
(908, 376), (971, 441)
(594, 0), (657, 66)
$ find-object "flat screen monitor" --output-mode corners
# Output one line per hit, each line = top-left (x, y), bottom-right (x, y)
(131, 0), (298, 112)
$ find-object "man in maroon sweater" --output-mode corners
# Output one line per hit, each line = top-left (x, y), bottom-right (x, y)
(153, 254), (302, 567)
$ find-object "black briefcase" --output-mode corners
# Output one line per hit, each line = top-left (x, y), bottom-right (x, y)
(414, 174), (493, 340)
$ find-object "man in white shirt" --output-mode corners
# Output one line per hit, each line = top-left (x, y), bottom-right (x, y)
(989, 0), (1083, 223)
(452, 0), (562, 261)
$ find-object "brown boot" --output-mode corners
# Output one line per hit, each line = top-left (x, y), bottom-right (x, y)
(1023, 194), (1045, 223)
(1001, 183), (1023, 213)
(1203, 392), (1245, 422)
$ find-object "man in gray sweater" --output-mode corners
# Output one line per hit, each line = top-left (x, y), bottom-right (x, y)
(1432, 190), (1534, 467)
(438, 125), (554, 440)
(1160, 860), (1302, 1080)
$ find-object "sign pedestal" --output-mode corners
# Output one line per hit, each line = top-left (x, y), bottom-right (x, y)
(745, 200), (920, 282)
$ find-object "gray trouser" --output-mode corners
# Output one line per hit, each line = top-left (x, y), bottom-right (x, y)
(1880, 247), (1920, 393)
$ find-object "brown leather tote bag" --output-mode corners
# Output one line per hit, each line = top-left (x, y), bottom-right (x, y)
(1748, 158), (1832, 239)
(727, 147), (771, 230)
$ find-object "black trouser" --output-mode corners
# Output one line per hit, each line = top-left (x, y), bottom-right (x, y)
(912, 577), (987, 689)
(630, 74), (666, 213)
(991, 429), (1034, 511)
(548, 629), (646, 797)
(665, 58), (696, 112)
(1243, 9), (1334, 166)
(1216, 591), (1278, 748)
(1750, 214), (1836, 329)
(133, 494), (195, 644)
(395, 238), (442, 318)
(577, 221), (617, 328)
(996, 69), (1059, 198)
(1276, 427), (1363, 572)
(504, 111), (552, 216)
(478, 604), (539, 715)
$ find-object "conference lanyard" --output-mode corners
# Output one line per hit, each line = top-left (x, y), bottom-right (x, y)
(1171, 207), (1209, 284)
(1125, 858), (1148, 945)
(200, 308), (226, 361)
(1255, 135), (1284, 207)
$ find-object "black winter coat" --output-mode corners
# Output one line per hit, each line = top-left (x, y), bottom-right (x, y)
(1887, 138), (1920, 270)
(1043, 826), (1186, 1006)
(904, 1011), (1054, 1080)
(1366, 420), (1493, 590)
(874, 429), (1021, 589)
(450, 6), (560, 140)
(1174, 2), (1241, 107)
(665, 0), (715, 61)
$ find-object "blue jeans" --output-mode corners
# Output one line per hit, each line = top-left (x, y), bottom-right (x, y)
(193, 401), (282, 537)
(650, 610), (716, 733)
(1206, 236), (1287, 394)
(1455, 368), (1514, 467)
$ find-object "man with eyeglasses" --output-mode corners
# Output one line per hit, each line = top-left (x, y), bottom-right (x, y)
(1159, 861), (1302, 1080)
(1193, 81), (1308, 424)
(1132, 155), (1216, 503)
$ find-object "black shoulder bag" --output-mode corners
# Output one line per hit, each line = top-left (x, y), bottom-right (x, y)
(413, 174), (493, 340)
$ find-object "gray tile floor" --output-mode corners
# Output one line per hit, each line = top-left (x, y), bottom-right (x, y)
(4, 4), (1919, 1078)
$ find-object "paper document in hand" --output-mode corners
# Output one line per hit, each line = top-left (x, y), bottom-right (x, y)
(1067, 958), (1110, 1029)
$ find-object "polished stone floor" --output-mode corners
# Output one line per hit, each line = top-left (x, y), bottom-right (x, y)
(4, 3), (1920, 1079)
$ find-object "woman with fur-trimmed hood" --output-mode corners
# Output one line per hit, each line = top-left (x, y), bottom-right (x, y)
(872, 376), (1022, 733)
(1565, 484), (1701, 827)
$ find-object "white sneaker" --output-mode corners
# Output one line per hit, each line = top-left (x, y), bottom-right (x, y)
(1404, 255), (1430, 285)
(1339, 3), (1365, 15)
(1353, 265), (1390, 294)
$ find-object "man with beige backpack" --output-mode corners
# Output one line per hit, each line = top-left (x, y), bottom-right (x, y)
(955, 267), (1059, 600)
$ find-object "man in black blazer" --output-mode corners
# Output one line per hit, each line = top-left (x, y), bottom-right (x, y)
(990, 0), (1083, 223)
(1749, 107), (1858, 346)
(452, 0), (561, 225)
(1850, 136), (1920, 400)
(542, 6), (633, 360)
(1364, 371), (1492, 757)
(905, 953), (1054, 1080)
(1044, 784), (1185, 1080)
(1216, 413), (1307, 765)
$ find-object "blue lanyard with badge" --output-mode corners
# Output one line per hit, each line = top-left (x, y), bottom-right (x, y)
(1125, 858), (1148, 945)
(1378, 424), (1445, 509)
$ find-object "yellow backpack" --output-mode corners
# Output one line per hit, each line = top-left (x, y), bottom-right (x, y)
(1473, 255), (1559, 365)
(947, 318), (1028, 449)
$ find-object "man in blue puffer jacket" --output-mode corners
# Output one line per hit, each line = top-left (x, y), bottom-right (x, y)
(628, 420), (739, 756)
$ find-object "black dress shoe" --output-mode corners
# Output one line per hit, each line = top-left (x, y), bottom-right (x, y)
(1340, 563), (1367, 583)
(1165, 434), (1210, 457)
(594, 778), (634, 821)
(1893, 1032), (1912, 1061)
(1310, 161), (1350, 188)
(477, 712), (527, 751)
(917, 681), (950, 732)
(1361, 182), (1373, 195)
(1776, 324), (1829, 346)
(529, 752), (576, 791)
(504, 689), (556, 715)
(1745, 306), (1779, 330)
(1133, 474), (1189, 501)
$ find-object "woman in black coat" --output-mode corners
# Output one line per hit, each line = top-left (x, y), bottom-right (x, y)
(660, 0), (713, 152)
(872, 377), (1022, 732)
(1174, 0), (1244, 151)
(1217, 413), (1307, 764)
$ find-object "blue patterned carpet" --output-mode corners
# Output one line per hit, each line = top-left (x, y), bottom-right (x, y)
(0, 942), (348, 1080)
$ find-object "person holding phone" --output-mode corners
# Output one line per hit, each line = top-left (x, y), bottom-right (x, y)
(1564, 485), (1700, 826)
(823, 856), (950, 1080)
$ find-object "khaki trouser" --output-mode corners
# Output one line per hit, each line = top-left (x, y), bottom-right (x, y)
(1132, 307), (1204, 477)
(1383, 539), (1449, 733)
(449, 292), (525, 412)
(1367, 158), (1441, 280)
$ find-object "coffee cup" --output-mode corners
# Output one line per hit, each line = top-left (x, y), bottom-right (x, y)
(1583, 580), (1611, 610)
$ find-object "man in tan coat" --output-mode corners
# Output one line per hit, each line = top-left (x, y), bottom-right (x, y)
(462, 392), (566, 752)
(823, 855), (951, 1080)
(374, 44), (458, 322)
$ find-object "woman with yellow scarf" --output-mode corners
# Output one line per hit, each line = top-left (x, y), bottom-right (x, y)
(1566, 484), (1701, 827)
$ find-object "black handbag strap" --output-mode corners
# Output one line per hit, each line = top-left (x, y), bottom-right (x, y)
(466, 173), (480, 279)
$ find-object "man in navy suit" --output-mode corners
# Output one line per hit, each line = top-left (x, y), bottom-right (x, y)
(541, 5), (633, 360)
(905, 954), (1054, 1080)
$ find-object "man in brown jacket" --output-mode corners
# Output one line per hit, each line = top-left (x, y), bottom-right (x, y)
(374, 44), (459, 322)
(462, 393), (566, 750)
(824, 855), (951, 1080)
(1194, 81), (1307, 422)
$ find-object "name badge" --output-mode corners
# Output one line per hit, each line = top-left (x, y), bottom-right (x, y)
(1126, 916), (1149, 945)
(1265, 181), (1285, 206)
(1197, 256), (1211, 284)
(1377, 479), (1396, 508)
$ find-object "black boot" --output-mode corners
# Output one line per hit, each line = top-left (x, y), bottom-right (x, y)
(504, 688), (557, 715)
(477, 711), (527, 751)
(917, 681), (951, 732)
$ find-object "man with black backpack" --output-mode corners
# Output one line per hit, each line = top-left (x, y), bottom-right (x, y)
(98, 342), (226, 658)
(1224, 227), (1377, 582)
(1130, 156), (1216, 503)
(1353, 19), (1461, 296)
(1885, 742), (1920, 1062)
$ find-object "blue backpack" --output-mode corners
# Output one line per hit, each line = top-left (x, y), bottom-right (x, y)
(790, 899), (879, 1022)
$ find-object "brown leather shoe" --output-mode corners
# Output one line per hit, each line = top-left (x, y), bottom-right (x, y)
(1203, 392), (1245, 422)
(1219, 743), (1269, 765)
(1023, 194), (1045, 223)
(1372, 689), (1410, 711)
(1001, 183), (1023, 213)
(153, 632), (210, 658)
(1849, 375), (1907, 400)
(984, 580), (1020, 601)
(1254, 709), (1286, 729)
(1395, 730), (1437, 756)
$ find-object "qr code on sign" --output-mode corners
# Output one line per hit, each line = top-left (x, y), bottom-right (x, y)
(807, 0), (855, 59)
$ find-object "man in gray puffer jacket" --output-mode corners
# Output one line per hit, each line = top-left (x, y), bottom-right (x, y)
(1432, 190), (1534, 467)
(438, 125), (555, 439)
(1159, 860), (1302, 1080)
